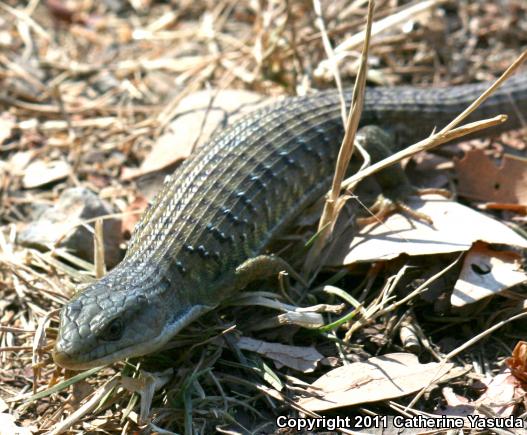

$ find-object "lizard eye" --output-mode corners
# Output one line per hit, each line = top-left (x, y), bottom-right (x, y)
(100, 318), (123, 341)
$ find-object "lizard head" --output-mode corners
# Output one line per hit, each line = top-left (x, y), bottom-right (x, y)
(53, 266), (208, 370)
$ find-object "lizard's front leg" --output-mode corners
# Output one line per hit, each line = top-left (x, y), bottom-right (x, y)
(233, 255), (306, 290)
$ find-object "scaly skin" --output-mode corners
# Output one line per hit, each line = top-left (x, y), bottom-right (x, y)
(53, 75), (527, 370)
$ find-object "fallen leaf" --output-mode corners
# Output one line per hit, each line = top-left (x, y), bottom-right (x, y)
(45, 0), (83, 25)
(8, 151), (34, 174)
(0, 412), (34, 435)
(0, 112), (16, 144)
(455, 149), (527, 204)
(121, 127), (195, 179)
(438, 386), (475, 418)
(506, 341), (527, 383)
(327, 194), (527, 265)
(18, 187), (122, 267)
(484, 203), (527, 215)
(297, 352), (453, 411)
(122, 89), (269, 179)
(22, 160), (71, 188)
(451, 242), (526, 307)
(476, 371), (519, 418)
(121, 369), (173, 424)
(438, 369), (523, 421)
(122, 194), (149, 236)
(236, 336), (323, 373)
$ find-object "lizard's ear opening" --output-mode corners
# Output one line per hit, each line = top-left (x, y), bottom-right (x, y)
(98, 318), (124, 342)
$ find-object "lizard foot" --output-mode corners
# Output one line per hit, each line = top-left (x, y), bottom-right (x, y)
(355, 125), (451, 227)
(357, 188), (451, 227)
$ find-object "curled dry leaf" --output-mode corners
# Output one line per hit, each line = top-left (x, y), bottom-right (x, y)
(327, 194), (527, 265)
(45, 0), (79, 25)
(506, 341), (527, 383)
(121, 369), (173, 424)
(297, 352), (454, 412)
(476, 371), (521, 418)
(440, 369), (523, 420)
(440, 386), (475, 418)
(399, 320), (421, 353)
(455, 149), (527, 204)
(451, 241), (526, 307)
(235, 336), (324, 373)
(484, 202), (527, 214)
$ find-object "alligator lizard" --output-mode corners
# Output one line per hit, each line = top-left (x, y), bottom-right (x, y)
(53, 74), (527, 370)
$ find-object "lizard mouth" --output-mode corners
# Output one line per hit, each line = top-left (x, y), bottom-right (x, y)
(52, 347), (113, 370)
(53, 304), (213, 370)
(52, 336), (170, 370)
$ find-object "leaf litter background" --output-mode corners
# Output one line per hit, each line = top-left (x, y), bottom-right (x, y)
(0, 0), (526, 433)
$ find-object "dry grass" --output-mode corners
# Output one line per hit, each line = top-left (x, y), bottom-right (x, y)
(0, 0), (526, 433)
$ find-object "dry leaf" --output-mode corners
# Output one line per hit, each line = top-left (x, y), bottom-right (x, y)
(439, 369), (523, 421)
(506, 341), (527, 383)
(122, 194), (149, 236)
(455, 149), (527, 204)
(327, 194), (527, 265)
(8, 151), (34, 174)
(121, 369), (173, 424)
(476, 371), (519, 418)
(236, 336), (323, 373)
(0, 112), (15, 144)
(451, 242), (526, 307)
(297, 352), (453, 411)
(122, 89), (269, 179)
(0, 412), (34, 435)
(22, 160), (71, 188)
(45, 0), (79, 25)
(484, 203), (527, 215)
(122, 128), (195, 179)
(439, 386), (475, 417)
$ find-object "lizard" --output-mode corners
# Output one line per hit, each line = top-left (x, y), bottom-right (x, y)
(53, 73), (527, 370)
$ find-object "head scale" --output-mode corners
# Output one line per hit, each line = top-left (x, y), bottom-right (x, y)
(53, 265), (203, 370)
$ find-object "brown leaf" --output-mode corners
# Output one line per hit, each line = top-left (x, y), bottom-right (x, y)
(439, 386), (475, 418)
(122, 89), (269, 180)
(476, 371), (520, 418)
(0, 412), (34, 435)
(451, 242), (526, 307)
(22, 160), (71, 188)
(0, 113), (15, 144)
(484, 203), (527, 214)
(122, 195), (149, 236)
(236, 336), (323, 373)
(45, 0), (76, 25)
(455, 149), (527, 204)
(327, 194), (527, 266)
(297, 353), (453, 411)
(507, 341), (527, 383)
